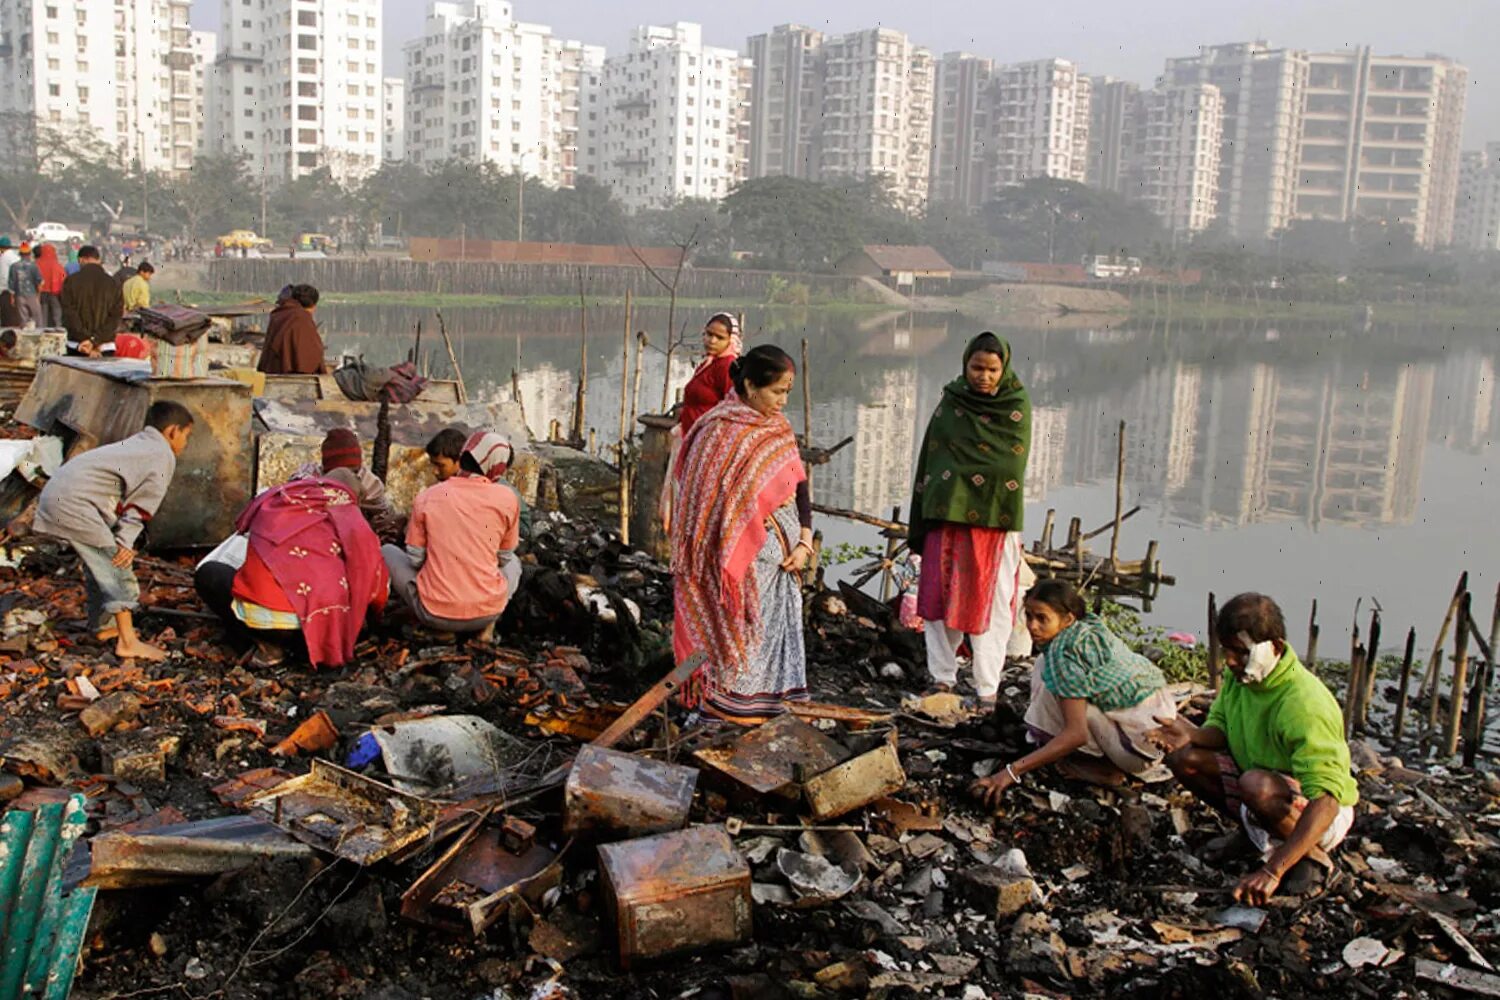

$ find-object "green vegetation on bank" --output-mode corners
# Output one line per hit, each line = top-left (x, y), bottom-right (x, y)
(181, 288), (895, 311)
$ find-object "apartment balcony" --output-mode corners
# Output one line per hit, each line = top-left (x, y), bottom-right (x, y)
(411, 73), (444, 92)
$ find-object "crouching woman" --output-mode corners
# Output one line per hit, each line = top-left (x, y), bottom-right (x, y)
(971, 580), (1177, 807)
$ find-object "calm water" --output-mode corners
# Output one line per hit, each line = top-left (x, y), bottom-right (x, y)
(316, 302), (1498, 653)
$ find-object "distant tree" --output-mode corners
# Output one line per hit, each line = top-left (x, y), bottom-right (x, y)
(0, 113), (121, 234)
(155, 153), (257, 241)
(722, 176), (860, 271)
(981, 178), (1164, 265)
(528, 175), (627, 245)
(268, 167), (351, 243)
(631, 197), (731, 263)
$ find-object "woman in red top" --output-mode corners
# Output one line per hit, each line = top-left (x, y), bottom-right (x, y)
(661, 313), (743, 532)
(35, 244), (66, 329)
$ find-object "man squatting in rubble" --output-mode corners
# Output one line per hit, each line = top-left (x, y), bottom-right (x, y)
(31, 401), (195, 662)
(1149, 592), (1359, 904)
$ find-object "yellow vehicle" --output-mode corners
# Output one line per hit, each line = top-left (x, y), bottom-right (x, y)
(297, 233), (338, 252)
(217, 229), (273, 250)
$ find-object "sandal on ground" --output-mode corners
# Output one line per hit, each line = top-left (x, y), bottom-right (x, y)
(249, 643), (286, 669)
(922, 682), (954, 697)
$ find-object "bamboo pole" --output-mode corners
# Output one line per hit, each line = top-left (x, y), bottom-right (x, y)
(1419, 571), (1469, 702)
(1305, 600), (1319, 672)
(1444, 592), (1473, 757)
(1207, 593), (1221, 690)
(1360, 609), (1382, 730)
(1109, 420), (1126, 568)
(629, 332), (646, 430)
(1344, 644), (1366, 739)
(1039, 509), (1056, 553)
(811, 503), (907, 533)
(572, 271), (589, 444)
(435, 311), (467, 403)
(800, 338), (814, 504)
(1391, 627), (1418, 741)
(617, 289), (631, 455)
(881, 506), (900, 601)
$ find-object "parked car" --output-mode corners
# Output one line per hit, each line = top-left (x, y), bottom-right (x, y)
(216, 229), (274, 250)
(297, 232), (338, 252)
(25, 221), (86, 243)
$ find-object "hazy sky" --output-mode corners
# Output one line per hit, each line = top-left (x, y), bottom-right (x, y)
(191, 0), (1498, 146)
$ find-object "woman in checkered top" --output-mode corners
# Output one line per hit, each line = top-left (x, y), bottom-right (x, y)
(970, 579), (1179, 809)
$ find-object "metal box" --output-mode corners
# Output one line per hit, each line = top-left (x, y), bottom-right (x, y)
(597, 824), (751, 968)
(563, 745), (697, 840)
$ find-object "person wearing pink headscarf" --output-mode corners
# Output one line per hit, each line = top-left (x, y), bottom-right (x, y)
(382, 429), (522, 640)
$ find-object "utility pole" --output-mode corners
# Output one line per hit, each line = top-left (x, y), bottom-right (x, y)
(517, 168), (524, 243)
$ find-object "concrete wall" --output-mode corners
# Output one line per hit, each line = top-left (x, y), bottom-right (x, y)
(206, 259), (877, 301)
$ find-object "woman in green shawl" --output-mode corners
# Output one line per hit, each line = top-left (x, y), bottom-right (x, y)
(911, 333), (1031, 709)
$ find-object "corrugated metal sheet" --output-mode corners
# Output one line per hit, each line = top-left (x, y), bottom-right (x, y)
(0, 793), (97, 1000)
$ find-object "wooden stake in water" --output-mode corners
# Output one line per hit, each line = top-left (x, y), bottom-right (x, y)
(1344, 643), (1366, 740)
(1359, 608), (1382, 730)
(1425, 572), (1469, 739)
(1305, 600), (1320, 672)
(1109, 420), (1126, 568)
(1444, 591), (1473, 757)
(617, 289), (631, 457)
(435, 311), (467, 403)
(630, 332), (646, 430)
(571, 270), (589, 444)
(1206, 593), (1221, 690)
(1391, 627), (1418, 741)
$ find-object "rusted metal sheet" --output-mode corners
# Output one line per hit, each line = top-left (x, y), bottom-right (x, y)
(400, 819), (564, 936)
(243, 759), (439, 866)
(253, 394), (530, 511)
(15, 357), (254, 549)
(563, 745), (697, 840)
(694, 714), (851, 797)
(86, 814), (313, 888)
(598, 824), (752, 968)
(259, 374), (463, 405)
(803, 732), (905, 821)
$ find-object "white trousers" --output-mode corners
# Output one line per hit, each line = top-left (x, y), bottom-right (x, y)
(924, 532), (1023, 698)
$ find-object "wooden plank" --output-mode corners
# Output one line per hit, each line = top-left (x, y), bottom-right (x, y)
(1415, 959), (1500, 998)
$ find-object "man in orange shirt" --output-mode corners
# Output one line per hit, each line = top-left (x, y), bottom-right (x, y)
(383, 429), (521, 641)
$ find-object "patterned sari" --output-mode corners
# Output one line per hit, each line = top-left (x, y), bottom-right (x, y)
(234, 479), (388, 668)
(672, 392), (808, 719)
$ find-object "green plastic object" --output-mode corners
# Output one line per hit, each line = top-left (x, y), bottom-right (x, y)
(0, 794), (97, 1000)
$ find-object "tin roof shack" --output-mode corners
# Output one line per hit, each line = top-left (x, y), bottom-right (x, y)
(836, 245), (954, 288)
(14, 357), (253, 549)
(252, 387), (533, 512)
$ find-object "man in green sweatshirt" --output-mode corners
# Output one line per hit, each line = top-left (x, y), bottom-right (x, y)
(1149, 592), (1358, 904)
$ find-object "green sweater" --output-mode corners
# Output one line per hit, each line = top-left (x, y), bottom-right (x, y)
(1205, 646), (1359, 806)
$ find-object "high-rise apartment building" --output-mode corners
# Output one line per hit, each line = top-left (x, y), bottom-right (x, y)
(205, 0), (384, 182)
(1454, 145), (1500, 252)
(745, 24), (824, 180)
(382, 77), (405, 162)
(1295, 49), (1467, 248)
(0, 0), (198, 174)
(1162, 42), (1308, 241)
(929, 53), (994, 207)
(817, 28), (933, 210)
(1137, 83), (1223, 233)
(192, 30), (217, 157)
(986, 59), (1090, 193)
(403, 1), (601, 188)
(1087, 77), (1142, 194)
(594, 23), (750, 212)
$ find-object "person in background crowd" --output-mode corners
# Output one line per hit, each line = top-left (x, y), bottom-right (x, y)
(660, 312), (744, 534)
(65, 243), (81, 276)
(672, 345), (813, 724)
(970, 579), (1179, 810)
(36, 243), (66, 328)
(9, 242), (43, 329)
(113, 253), (137, 286)
(256, 284), (325, 374)
(383, 429), (522, 643)
(1149, 593), (1359, 904)
(910, 333), (1032, 711)
(293, 428), (404, 543)
(32, 401), (195, 661)
(122, 261), (154, 312)
(194, 476), (388, 669)
(61, 245), (125, 356)
(0, 236), (19, 327)
(424, 427), (468, 482)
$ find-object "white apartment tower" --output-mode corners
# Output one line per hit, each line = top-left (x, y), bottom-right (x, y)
(1162, 42), (1308, 241)
(986, 59), (1091, 193)
(382, 77), (405, 162)
(0, 0), (198, 174)
(1087, 77), (1142, 194)
(930, 53), (994, 207)
(1137, 84), (1224, 233)
(191, 30), (216, 157)
(745, 24), (825, 181)
(1454, 145), (1500, 252)
(596, 23), (750, 212)
(205, 0), (384, 183)
(817, 28), (934, 211)
(1295, 49), (1467, 248)
(403, 1), (602, 189)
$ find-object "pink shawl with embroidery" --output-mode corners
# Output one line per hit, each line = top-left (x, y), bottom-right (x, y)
(235, 479), (388, 667)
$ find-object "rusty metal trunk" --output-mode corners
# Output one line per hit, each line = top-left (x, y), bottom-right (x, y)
(563, 745), (697, 840)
